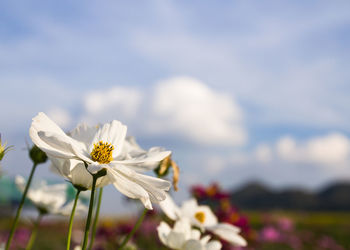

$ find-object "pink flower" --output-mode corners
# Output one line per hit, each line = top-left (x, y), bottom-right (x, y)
(260, 226), (280, 242)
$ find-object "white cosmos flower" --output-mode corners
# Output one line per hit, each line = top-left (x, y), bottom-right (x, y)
(15, 176), (87, 216)
(49, 135), (170, 190)
(30, 112), (171, 209)
(157, 218), (222, 250)
(159, 194), (247, 247)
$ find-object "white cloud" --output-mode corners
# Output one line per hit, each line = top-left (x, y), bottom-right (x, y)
(276, 133), (350, 166)
(148, 77), (247, 146)
(255, 144), (272, 163)
(82, 86), (143, 124)
(204, 155), (229, 175)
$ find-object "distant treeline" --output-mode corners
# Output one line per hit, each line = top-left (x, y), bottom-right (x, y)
(230, 182), (350, 211)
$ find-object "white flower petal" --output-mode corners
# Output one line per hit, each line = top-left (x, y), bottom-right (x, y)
(69, 123), (99, 149)
(114, 148), (171, 172)
(30, 127), (75, 159)
(49, 157), (71, 178)
(87, 163), (108, 174)
(196, 206), (218, 227)
(205, 240), (222, 250)
(183, 239), (203, 250)
(207, 223), (247, 247)
(116, 164), (171, 203)
(181, 199), (198, 218)
(157, 221), (171, 246)
(106, 167), (152, 209)
(167, 231), (186, 249)
(31, 112), (68, 137)
(30, 112), (90, 160)
(200, 235), (212, 245)
(38, 131), (91, 162)
(191, 229), (201, 241)
(159, 193), (181, 221)
(90, 120), (127, 159)
(71, 163), (93, 189)
(173, 218), (192, 238)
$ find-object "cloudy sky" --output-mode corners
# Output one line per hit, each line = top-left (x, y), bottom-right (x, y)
(1, 1), (350, 213)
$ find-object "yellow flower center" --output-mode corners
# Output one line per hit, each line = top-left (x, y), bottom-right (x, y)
(90, 141), (114, 164)
(194, 211), (206, 224)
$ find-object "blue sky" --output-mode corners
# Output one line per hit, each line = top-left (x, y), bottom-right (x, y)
(1, 1), (350, 214)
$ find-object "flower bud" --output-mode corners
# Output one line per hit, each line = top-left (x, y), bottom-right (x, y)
(29, 145), (47, 164)
(0, 134), (13, 161)
(154, 155), (180, 191)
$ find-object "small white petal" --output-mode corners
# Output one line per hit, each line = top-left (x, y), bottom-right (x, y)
(49, 157), (71, 178)
(196, 206), (218, 227)
(181, 199), (199, 218)
(183, 239), (203, 250)
(173, 218), (192, 238)
(205, 240), (222, 250)
(167, 231), (186, 249)
(208, 223), (247, 247)
(157, 221), (171, 246)
(159, 193), (181, 221)
(71, 163), (93, 189)
(200, 235), (212, 245)
(87, 163), (108, 174)
(191, 229), (201, 241)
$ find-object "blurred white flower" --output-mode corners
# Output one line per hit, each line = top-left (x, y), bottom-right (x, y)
(15, 176), (87, 216)
(30, 112), (171, 209)
(159, 195), (247, 247)
(157, 218), (222, 250)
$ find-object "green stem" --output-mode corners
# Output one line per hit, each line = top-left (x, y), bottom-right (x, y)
(6, 163), (38, 250)
(118, 208), (148, 249)
(88, 187), (103, 250)
(81, 175), (98, 250)
(66, 189), (81, 250)
(25, 213), (43, 250)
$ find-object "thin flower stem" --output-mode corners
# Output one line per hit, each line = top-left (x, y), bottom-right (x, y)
(66, 189), (81, 250)
(25, 213), (43, 250)
(88, 187), (103, 250)
(117, 208), (148, 250)
(6, 163), (38, 250)
(81, 175), (98, 250)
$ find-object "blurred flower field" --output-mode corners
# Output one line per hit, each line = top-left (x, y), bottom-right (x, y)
(0, 183), (349, 249)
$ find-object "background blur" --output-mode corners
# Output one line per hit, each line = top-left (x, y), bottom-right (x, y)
(1, 1), (350, 215)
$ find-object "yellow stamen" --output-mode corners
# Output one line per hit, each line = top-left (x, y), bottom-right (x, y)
(90, 141), (114, 164)
(195, 211), (206, 224)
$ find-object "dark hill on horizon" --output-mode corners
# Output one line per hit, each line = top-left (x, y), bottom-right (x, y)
(230, 181), (350, 211)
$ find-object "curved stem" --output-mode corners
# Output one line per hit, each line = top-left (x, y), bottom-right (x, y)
(81, 175), (98, 250)
(88, 187), (103, 250)
(118, 208), (148, 249)
(25, 213), (43, 250)
(6, 163), (38, 250)
(66, 189), (81, 250)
